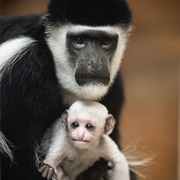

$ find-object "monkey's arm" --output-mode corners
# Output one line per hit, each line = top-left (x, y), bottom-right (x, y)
(41, 128), (70, 180)
(100, 135), (130, 180)
(37, 142), (67, 180)
(42, 122), (68, 166)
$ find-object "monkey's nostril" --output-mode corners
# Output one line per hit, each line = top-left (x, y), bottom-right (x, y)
(78, 132), (85, 140)
(88, 63), (101, 73)
(90, 67), (99, 73)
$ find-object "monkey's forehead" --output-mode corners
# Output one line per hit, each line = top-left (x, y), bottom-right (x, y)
(46, 24), (131, 40)
(70, 100), (107, 110)
(68, 101), (109, 123)
(62, 25), (125, 35)
(68, 112), (106, 125)
(47, 0), (132, 26)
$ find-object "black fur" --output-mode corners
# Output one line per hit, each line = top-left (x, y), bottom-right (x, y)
(0, 14), (45, 44)
(47, 0), (132, 26)
(1, 39), (63, 180)
(0, 0), (136, 179)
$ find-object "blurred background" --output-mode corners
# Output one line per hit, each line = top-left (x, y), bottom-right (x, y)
(0, 0), (179, 180)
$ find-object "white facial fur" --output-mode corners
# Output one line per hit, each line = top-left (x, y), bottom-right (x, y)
(46, 24), (131, 105)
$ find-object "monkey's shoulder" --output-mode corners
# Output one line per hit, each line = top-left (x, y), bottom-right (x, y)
(0, 14), (45, 43)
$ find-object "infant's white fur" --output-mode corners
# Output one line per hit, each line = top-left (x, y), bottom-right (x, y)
(38, 101), (130, 180)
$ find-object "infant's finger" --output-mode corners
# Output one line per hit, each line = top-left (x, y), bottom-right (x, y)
(38, 164), (47, 173)
(42, 166), (49, 178)
(47, 167), (55, 180)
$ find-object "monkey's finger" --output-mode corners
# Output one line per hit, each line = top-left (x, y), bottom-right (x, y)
(36, 160), (43, 168)
(52, 175), (59, 180)
(41, 166), (49, 178)
(47, 167), (54, 180)
(38, 164), (47, 173)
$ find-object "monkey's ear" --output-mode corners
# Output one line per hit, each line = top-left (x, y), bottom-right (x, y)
(104, 114), (116, 135)
(61, 110), (68, 131)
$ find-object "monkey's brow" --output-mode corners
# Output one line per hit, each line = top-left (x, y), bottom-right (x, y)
(67, 30), (118, 40)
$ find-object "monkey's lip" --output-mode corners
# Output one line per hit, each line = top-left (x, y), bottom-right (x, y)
(75, 75), (110, 86)
(72, 139), (90, 143)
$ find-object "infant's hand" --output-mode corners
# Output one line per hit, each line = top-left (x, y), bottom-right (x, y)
(55, 165), (70, 180)
(36, 160), (55, 180)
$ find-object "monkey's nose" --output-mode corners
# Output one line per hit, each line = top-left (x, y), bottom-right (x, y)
(78, 131), (85, 140)
(88, 60), (101, 73)
(79, 134), (84, 140)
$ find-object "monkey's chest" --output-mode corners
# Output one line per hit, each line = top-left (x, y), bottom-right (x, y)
(62, 153), (99, 179)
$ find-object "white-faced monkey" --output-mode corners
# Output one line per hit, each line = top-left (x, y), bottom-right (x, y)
(37, 101), (130, 180)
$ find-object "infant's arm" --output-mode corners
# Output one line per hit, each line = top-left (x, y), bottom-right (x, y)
(100, 135), (130, 180)
(37, 121), (69, 180)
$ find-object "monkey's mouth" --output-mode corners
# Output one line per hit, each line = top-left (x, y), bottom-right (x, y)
(75, 75), (110, 86)
(72, 139), (90, 143)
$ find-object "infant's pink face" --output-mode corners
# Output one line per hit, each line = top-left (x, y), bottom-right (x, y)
(68, 114), (99, 149)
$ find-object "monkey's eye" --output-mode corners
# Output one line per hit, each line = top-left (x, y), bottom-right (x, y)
(101, 38), (112, 49)
(85, 123), (94, 131)
(74, 37), (86, 48)
(71, 122), (79, 129)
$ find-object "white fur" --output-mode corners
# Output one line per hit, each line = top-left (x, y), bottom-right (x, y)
(68, 100), (108, 123)
(123, 138), (156, 179)
(0, 131), (14, 160)
(46, 24), (132, 105)
(101, 135), (130, 180)
(41, 101), (130, 180)
(0, 36), (35, 78)
(0, 37), (35, 159)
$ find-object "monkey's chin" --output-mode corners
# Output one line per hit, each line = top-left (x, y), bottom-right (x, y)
(61, 82), (111, 105)
(77, 83), (109, 100)
(72, 140), (91, 149)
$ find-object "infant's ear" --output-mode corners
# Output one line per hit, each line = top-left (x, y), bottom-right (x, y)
(104, 114), (116, 135)
(61, 110), (68, 131)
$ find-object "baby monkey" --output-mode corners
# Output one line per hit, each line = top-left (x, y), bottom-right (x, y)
(37, 101), (129, 180)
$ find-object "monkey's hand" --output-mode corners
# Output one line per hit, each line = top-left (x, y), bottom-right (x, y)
(36, 160), (55, 180)
(55, 165), (70, 180)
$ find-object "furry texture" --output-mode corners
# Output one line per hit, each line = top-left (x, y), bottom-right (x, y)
(0, 37), (35, 78)
(46, 24), (131, 105)
(0, 0), (134, 179)
(47, 0), (132, 26)
(1, 39), (63, 180)
(39, 101), (129, 180)
(68, 100), (108, 122)
(0, 14), (45, 43)
(0, 131), (14, 160)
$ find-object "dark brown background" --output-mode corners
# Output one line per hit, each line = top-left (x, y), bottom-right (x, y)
(0, 0), (179, 180)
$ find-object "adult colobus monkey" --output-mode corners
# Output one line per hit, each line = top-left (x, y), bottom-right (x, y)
(0, 0), (134, 179)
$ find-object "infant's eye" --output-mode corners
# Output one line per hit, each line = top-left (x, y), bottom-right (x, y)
(71, 122), (79, 129)
(85, 123), (94, 131)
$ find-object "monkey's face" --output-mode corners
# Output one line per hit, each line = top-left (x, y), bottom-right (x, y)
(70, 122), (95, 149)
(67, 115), (103, 149)
(46, 25), (131, 102)
(66, 30), (118, 86)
